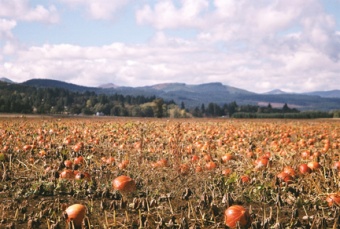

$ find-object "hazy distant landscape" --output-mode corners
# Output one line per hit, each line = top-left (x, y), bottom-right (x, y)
(17, 78), (340, 111)
(0, 77), (339, 119)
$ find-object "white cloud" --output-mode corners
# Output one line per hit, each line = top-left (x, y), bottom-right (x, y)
(0, 0), (59, 57)
(202, 0), (316, 43)
(0, 19), (19, 56)
(1, 28), (338, 93)
(136, 0), (210, 29)
(0, 0), (340, 93)
(58, 0), (130, 20)
(0, 19), (16, 39)
(301, 14), (340, 60)
(0, 0), (59, 23)
(137, 0), (339, 52)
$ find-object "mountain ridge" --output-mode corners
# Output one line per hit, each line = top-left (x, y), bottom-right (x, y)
(0, 77), (15, 84)
(304, 90), (340, 98)
(10, 78), (340, 111)
(264, 89), (288, 95)
(98, 83), (119, 89)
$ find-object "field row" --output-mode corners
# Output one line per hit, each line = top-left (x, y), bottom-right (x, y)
(0, 117), (340, 228)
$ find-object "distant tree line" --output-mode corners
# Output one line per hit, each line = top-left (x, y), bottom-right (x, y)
(0, 82), (175, 118)
(186, 101), (333, 118)
(0, 82), (335, 119)
(187, 102), (298, 117)
(232, 111), (333, 119)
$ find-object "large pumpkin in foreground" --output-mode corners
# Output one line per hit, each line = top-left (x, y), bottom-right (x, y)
(65, 204), (86, 228)
(112, 175), (136, 195)
(224, 205), (251, 228)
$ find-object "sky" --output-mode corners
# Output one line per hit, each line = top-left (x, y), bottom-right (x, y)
(0, 0), (340, 93)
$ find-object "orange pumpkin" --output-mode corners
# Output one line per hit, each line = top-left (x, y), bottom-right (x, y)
(65, 204), (86, 228)
(224, 205), (251, 228)
(307, 161), (321, 171)
(299, 164), (311, 174)
(112, 175), (136, 195)
(277, 172), (293, 184)
(326, 193), (340, 207)
(60, 169), (75, 179)
(205, 161), (217, 170)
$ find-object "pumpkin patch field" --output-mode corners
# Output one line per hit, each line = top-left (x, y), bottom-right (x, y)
(1, 116), (340, 228)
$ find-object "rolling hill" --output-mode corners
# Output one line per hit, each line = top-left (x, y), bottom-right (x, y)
(16, 78), (340, 111)
(0, 77), (15, 84)
(304, 90), (340, 98)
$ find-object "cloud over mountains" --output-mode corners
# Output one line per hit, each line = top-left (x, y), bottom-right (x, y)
(0, 0), (339, 93)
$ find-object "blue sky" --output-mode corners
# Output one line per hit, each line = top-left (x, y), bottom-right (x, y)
(1, 0), (340, 93)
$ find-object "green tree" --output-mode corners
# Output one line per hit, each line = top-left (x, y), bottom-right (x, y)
(181, 101), (185, 110)
(227, 101), (238, 117)
(201, 103), (205, 115)
(192, 106), (202, 117)
(154, 98), (164, 118)
(81, 107), (93, 115)
(131, 106), (142, 117)
(282, 103), (289, 113)
(142, 106), (154, 117)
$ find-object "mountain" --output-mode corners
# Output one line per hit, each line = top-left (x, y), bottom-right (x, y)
(264, 89), (288, 95)
(22, 79), (98, 92)
(265, 88), (340, 99)
(141, 82), (256, 108)
(98, 83), (119, 89)
(149, 82), (253, 94)
(304, 90), (340, 98)
(0, 77), (15, 83)
(19, 78), (340, 111)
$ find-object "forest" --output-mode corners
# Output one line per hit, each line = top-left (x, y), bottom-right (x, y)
(0, 81), (336, 118)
